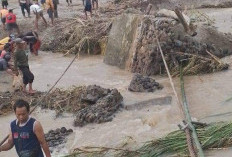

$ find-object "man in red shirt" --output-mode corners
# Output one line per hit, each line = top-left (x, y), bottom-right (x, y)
(5, 9), (20, 36)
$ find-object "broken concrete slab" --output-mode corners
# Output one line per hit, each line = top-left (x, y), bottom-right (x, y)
(125, 96), (172, 110)
(104, 14), (142, 69)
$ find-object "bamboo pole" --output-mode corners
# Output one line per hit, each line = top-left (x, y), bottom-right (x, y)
(156, 38), (196, 157)
(180, 65), (205, 157)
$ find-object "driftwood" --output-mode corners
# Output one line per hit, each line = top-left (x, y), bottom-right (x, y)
(145, 4), (153, 15)
(174, 8), (190, 33)
(174, 8), (197, 36)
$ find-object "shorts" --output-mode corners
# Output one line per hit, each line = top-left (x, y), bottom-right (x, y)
(1, 17), (6, 24)
(19, 66), (34, 85)
(2, 1), (8, 7)
(47, 8), (54, 19)
(85, 4), (92, 12)
(6, 23), (19, 31)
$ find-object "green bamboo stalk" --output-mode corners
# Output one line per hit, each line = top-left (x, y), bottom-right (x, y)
(180, 65), (205, 157)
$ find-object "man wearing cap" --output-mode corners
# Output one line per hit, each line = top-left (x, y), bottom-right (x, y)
(5, 9), (20, 36)
(14, 38), (36, 94)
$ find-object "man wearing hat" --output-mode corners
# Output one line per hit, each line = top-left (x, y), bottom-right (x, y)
(14, 38), (36, 94)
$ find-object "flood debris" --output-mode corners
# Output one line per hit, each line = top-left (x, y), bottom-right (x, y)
(45, 127), (73, 150)
(74, 85), (123, 126)
(0, 85), (123, 127)
(0, 91), (43, 115)
(66, 122), (232, 157)
(41, 85), (123, 127)
(128, 73), (163, 92)
(104, 11), (230, 76)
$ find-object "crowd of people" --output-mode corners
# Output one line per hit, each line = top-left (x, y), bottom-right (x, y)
(0, 0), (100, 157)
(0, 0), (99, 94)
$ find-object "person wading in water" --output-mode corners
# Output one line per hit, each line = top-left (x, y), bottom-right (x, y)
(0, 99), (51, 157)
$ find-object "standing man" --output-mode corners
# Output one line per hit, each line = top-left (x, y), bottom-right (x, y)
(0, 7), (8, 30)
(1, 0), (8, 9)
(19, 0), (31, 18)
(30, 0), (47, 31)
(0, 99), (51, 157)
(5, 9), (20, 36)
(46, 0), (54, 25)
(13, 38), (36, 94)
(83, 0), (92, 20)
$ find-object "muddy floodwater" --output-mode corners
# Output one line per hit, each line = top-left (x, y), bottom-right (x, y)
(1, 7), (232, 157)
(1, 51), (232, 157)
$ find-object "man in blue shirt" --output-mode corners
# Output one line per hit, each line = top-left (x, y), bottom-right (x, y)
(0, 99), (51, 157)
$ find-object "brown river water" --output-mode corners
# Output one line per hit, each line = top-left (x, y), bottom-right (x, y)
(1, 6), (232, 157)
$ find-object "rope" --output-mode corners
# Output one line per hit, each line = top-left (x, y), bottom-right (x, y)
(156, 38), (199, 157)
(0, 51), (80, 146)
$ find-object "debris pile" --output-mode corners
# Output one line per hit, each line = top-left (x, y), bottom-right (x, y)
(0, 91), (42, 115)
(41, 17), (112, 55)
(41, 85), (123, 127)
(128, 73), (163, 92)
(66, 122), (232, 157)
(0, 85), (123, 127)
(74, 85), (123, 126)
(104, 9), (230, 76)
(45, 127), (73, 149)
(200, 1), (232, 8)
(41, 86), (86, 112)
(130, 16), (229, 75)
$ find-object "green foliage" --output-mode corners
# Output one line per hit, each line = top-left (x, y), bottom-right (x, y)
(64, 122), (232, 157)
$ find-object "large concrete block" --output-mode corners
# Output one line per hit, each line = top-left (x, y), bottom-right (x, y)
(104, 14), (142, 69)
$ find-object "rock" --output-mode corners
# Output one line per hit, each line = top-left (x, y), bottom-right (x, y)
(74, 86), (123, 127)
(45, 127), (73, 149)
(60, 127), (67, 133)
(128, 73), (163, 92)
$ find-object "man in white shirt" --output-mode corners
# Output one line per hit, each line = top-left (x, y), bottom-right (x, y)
(30, 0), (47, 31)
